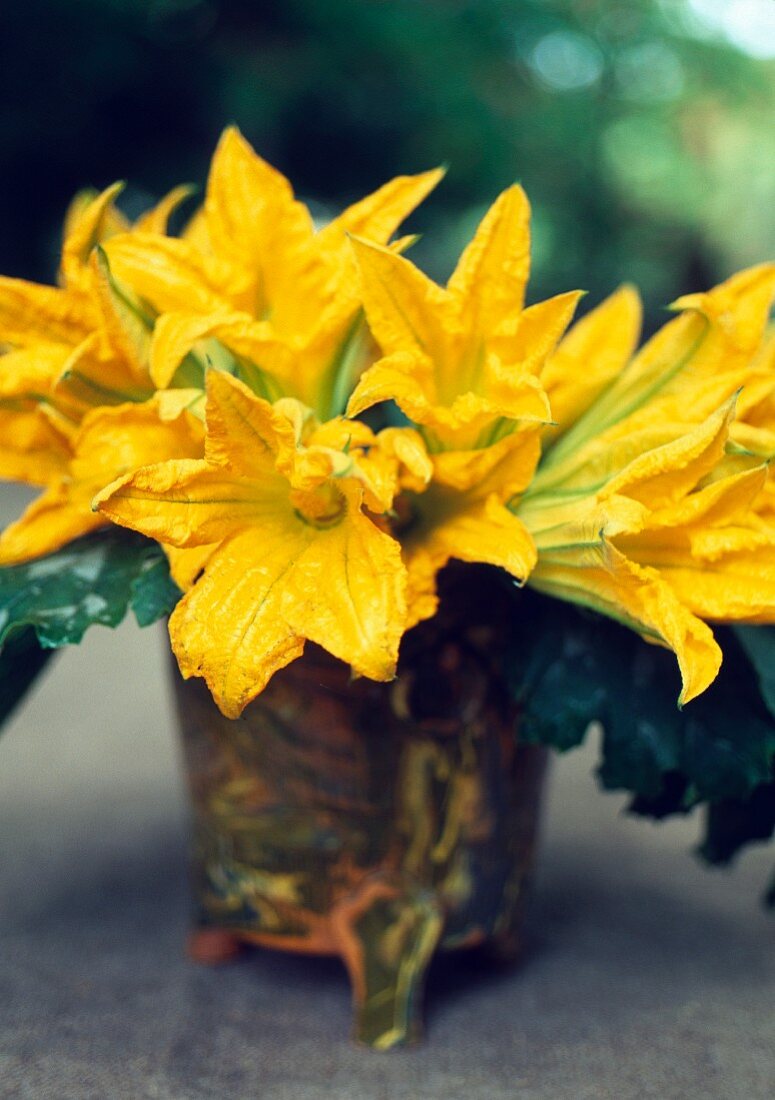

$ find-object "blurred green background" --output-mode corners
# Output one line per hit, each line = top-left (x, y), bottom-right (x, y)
(1, 0), (773, 328)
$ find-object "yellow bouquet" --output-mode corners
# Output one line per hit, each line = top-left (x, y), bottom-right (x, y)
(2, 129), (774, 1047)
(3, 128), (775, 716)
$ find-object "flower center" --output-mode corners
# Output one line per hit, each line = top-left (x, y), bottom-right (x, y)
(291, 483), (346, 529)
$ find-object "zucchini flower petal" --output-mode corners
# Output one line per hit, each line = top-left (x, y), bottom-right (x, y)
(95, 371), (407, 716)
(402, 430), (540, 628)
(104, 127), (443, 417)
(0, 396), (203, 565)
(347, 189), (581, 450)
(518, 261), (775, 704)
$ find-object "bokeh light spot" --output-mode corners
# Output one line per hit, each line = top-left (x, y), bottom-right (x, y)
(615, 41), (686, 102)
(528, 30), (604, 92)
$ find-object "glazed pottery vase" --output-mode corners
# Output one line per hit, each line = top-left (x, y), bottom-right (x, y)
(172, 567), (548, 1049)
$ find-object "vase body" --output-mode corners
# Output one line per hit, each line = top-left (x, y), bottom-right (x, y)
(172, 567), (548, 1049)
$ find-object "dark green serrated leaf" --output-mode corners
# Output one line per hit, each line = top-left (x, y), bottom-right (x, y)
(698, 782), (775, 865)
(507, 591), (775, 813)
(508, 593), (686, 795)
(732, 625), (775, 720)
(682, 630), (775, 801)
(0, 627), (53, 727)
(698, 779), (775, 906)
(508, 596), (607, 752)
(0, 528), (181, 651)
(597, 626), (774, 803)
(598, 641), (684, 798)
(129, 551), (181, 628)
(498, 578), (775, 896)
(628, 772), (697, 820)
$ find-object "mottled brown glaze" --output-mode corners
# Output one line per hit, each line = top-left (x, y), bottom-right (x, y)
(173, 567), (548, 1049)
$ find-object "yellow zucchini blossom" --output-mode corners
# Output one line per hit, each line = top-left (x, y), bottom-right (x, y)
(727, 328), (775, 527)
(400, 429), (541, 628)
(0, 396), (203, 565)
(95, 371), (407, 717)
(0, 184), (123, 485)
(102, 127), (444, 418)
(347, 186), (581, 628)
(347, 186), (581, 451)
(3, 128), (775, 718)
(515, 264), (775, 703)
(1, 180), (191, 470)
(0, 184), (200, 563)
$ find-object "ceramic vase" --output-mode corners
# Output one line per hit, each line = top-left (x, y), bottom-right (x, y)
(172, 568), (548, 1049)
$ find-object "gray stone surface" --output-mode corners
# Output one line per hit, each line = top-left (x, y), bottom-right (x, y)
(1, 484), (774, 1099)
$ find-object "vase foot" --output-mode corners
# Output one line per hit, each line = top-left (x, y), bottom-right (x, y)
(487, 896), (529, 966)
(332, 877), (444, 1050)
(187, 927), (243, 965)
(486, 926), (526, 966)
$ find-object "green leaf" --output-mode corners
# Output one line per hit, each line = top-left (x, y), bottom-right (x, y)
(509, 593), (685, 794)
(628, 772), (697, 820)
(732, 626), (775, 720)
(0, 528), (181, 651)
(699, 783), (775, 866)
(698, 781), (775, 907)
(510, 594), (775, 806)
(506, 585), (775, 893)
(129, 549), (181, 628)
(0, 627), (53, 726)
(597, 641), (683, 798)
(510, 598), (608, 752)
(682, 635), (775, 801)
